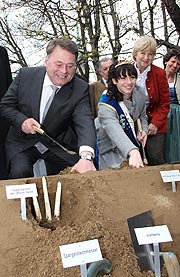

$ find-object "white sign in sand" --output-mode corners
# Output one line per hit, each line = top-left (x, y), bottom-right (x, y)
(134, 224), (173, 277)
(134, 225), (173, 245)
(6, 183), (38, 221)
(160, 170), (180, 192)
(6, 183), (38, 199)
(60, 239), (102, 269)
(160, 170), (180, 183)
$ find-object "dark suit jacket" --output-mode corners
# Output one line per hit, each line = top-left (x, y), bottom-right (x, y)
(0, 46), (12, 99)
(0, 66), (96, 164)
(0, 46), (12, 179)
(0, 46), (12, 142)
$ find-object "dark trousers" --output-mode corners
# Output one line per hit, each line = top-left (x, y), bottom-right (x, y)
(9, 147), (72, 179)
(0, 145), (8, 180)
(145, 133), (165, 165)
(0, 117), (10, 180)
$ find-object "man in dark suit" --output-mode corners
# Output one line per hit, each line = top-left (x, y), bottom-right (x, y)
(0, 37), (96, 179)
(89, 57), (113, 118)
(0, 46), (12, 179)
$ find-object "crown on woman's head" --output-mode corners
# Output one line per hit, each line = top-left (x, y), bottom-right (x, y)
(115, 59), (134, 68)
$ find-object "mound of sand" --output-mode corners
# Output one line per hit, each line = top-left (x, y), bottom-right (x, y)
(0, 163), (180, 276)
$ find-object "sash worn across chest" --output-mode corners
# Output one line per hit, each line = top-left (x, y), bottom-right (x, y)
(99, 94), (140, 148)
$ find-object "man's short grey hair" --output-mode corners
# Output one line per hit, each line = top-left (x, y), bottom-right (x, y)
(46, 37), (78, 60)
(98, 57), (113, 70)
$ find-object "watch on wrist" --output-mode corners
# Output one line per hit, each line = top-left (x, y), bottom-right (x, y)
(80, 154), (93, 161)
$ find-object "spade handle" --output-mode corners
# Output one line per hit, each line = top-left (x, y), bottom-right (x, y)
(33, 125), (45, 135)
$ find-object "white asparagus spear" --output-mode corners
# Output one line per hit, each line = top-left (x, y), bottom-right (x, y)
(42, 176), (52, 221)
(54, 181), (62, 219)
(32, 196), (42, 221)
(21, 197), (26, 221)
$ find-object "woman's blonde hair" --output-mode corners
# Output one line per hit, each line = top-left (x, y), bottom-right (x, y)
(132, 35), (157, 60)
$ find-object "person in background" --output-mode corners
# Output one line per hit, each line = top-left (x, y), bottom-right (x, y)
(89, 57), (113, 118)
(0, 37), (96, 179)
(163, 49), (180, 163)
(132, 35), (170, 165)
(95, 62), (148, 170)
(0, 46), (12, 180)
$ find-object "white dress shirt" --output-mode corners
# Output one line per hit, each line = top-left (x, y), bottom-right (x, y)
(134, 63), (151, 107)
(39, 74), (61, 124)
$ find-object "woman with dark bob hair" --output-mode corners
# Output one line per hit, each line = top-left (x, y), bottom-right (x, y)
(163, 48), (180, 163)
(95, 62), (148, 170)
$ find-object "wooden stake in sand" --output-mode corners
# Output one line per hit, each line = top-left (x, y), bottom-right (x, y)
(54, 181), (62, 219)
(163, 252), (180, 277)
(42, 176), (52, 221)
(32, 196), (42, 222)
(137, 118), (148, 165)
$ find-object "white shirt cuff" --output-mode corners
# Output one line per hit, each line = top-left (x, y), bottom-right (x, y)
(79, 146), (94, 157)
